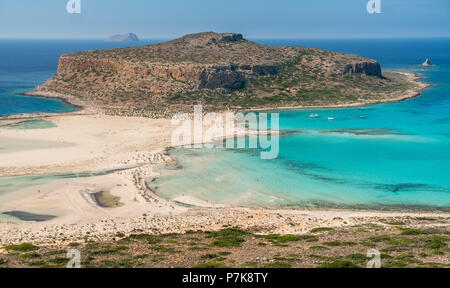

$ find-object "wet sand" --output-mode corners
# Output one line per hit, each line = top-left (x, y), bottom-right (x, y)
(1, 211), (56, 222)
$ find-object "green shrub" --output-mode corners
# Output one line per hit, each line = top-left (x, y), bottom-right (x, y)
(309, 246), (328, 250)
(318, 261), (360, 268)
(91, 246), (129, 255)
(384, 261), (408, 268)
(399, 228), (422, 235)
(201, 254), (220, 259)
(27, 260), (47, 267)
(310, 227), (335, 233)
(425, 236), (447, 250)
(210, 227), (248, 248)
(4, 243), (39, 252)
(48, 257), (68, 265)
(380, 220), (406, 226)
(85, 242), (100, 250)
(21, 252), (41, 259)
(262, 261), (292, 268)
(368, 235), (391, 242)
(264, 234), (301, 244)
(323, 241), (356, 247)
(193, 262), (225, 268)
(298, 235), (319, 242)
(152, 246), (177, 253)
(345, 254), (367, 262)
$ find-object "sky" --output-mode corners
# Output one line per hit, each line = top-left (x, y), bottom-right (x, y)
(0, 0), (449, 39)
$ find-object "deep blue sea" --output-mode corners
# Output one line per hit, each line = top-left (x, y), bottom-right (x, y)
(1, 38), (450, 211)
(0, 39), (161, 116)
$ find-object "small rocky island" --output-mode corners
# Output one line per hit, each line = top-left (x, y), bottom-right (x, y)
(422, 58), (433, 66)
(32, 32), (425, 117)
(106, 33), (139, 42)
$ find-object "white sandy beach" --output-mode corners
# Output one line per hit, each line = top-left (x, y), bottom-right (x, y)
(0, 73), (448, 246)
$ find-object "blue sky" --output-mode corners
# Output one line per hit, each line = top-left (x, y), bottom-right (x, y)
(0, 0), (449, 39)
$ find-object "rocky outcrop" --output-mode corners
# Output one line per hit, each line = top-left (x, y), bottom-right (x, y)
(324, 58), (382, 78)
(342, 61), (383, 77)
(57, 56), (124, 75)
(198, 67), (245, 90)
(55, 55), (279, 92)
(422, 58), (432, 66)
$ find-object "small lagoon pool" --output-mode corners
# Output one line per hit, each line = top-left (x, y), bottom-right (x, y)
(2, 120), (57, 130)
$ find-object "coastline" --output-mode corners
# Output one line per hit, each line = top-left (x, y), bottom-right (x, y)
(0, 91), (90, 122)
(1, 70), (447, 246)
(245, 72), (432, 112)
(19, 90), (92, 113)
(5, 71), (429, 120)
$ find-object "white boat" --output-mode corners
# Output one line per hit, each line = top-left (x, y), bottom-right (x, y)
(327, 117), (335, 120)
(309, 114), (320, 118)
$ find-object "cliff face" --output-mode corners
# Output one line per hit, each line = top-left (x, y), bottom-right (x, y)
(36, 32), (400, 117)
(57, 56), (124, 75)
(55, 55), (279, 91)
(342, 62), (382, 77)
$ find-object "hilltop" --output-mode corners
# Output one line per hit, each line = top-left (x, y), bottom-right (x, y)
(32, 32), (426, 117)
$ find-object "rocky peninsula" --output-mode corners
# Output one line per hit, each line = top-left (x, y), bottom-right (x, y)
(28, 32), (427, 117)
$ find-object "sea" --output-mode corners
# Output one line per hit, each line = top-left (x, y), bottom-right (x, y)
(1, 38), (450, 211)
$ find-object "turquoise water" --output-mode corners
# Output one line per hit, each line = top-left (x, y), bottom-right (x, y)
(149, 39), (450, 211)
(2, 120), (57, 130)
(1, 38), (450, 211)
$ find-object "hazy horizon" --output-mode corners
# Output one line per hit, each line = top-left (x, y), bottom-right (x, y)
(2, 35), (450, 40)
(0, 0), (449, 39)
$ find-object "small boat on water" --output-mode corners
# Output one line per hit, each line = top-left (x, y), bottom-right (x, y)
(327, 117), (335, 120)
(360, 116), (366, 119)
(309, 114), (320, 118)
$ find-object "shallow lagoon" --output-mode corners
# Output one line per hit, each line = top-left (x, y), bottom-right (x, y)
(1, 120), (57, 130)
(149, 39), (450, 211)
(1, 38), (450, 211)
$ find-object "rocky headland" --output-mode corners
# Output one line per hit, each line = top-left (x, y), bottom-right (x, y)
(29, 32), (425, 117)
